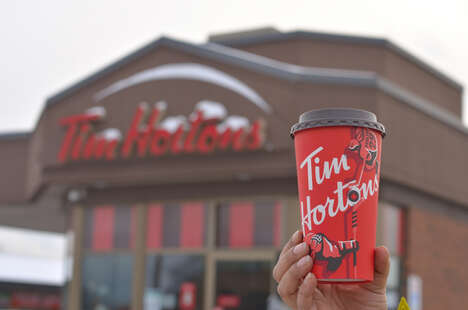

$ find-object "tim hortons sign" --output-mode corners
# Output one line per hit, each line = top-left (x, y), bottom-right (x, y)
(57, 101), (266, 163)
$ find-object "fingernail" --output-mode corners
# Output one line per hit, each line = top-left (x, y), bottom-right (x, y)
(293, 242), (307, 255)
(292, 230), (300, 241)
(297, 255), (312, 268)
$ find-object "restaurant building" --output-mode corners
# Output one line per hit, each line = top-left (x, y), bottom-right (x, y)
(0, 28), (467, 310)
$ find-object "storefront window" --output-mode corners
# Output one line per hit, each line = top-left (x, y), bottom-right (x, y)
(146, 203), (207, 249)
(144, 255), (204, 310)
(83, 206), (137, 251)
(215, 261), (271, 310)
(80, 201), (280, 310)
(216, 201), (282, 248)
(81, 254), (133, 310)
(380, 202), (405, 310)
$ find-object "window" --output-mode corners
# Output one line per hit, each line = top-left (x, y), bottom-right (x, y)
(144, 203), (207, 310)
(379, 202), (405, 310)
(79, 199), (283, 310)
(216, 201), (283, 248)
(81, 254), (133, 310)
(82, 206), (135, 309)
(215, 261), (272, 310)
(146, 203), (207, 249)
(83, 206), (137, 251)
(144, 255), (204, 310)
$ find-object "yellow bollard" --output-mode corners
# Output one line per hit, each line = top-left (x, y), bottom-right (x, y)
(397, 297), (410, 310)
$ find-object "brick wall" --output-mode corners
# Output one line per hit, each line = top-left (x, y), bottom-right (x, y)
(406, 206), (468, 309)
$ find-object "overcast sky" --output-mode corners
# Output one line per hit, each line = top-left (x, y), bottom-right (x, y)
(1, 0), (467, 132)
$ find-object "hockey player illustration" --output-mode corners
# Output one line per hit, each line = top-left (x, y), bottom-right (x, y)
(344, 127), (379, 277)
(347, 126), (379, 172)
(305, 233), (359, 278)
(305, 127), (379, 278)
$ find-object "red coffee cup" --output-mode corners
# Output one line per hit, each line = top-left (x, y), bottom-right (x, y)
(290, 108), (386, 283)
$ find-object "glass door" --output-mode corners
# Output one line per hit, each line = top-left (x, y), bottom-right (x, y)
(212, 251), (275, 310)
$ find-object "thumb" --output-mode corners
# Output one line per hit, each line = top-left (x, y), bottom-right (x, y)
(362, 246), (390, 294)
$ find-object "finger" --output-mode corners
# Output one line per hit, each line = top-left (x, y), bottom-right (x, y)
(280, 230), (303, 258)
(297, 273), (318, 310)
(373, 246), (391, 288)
(317, 283), (332, 296)
(277, 255), (313, 298)
(273, 241), (310, 282)
(361, 246), (390, 293)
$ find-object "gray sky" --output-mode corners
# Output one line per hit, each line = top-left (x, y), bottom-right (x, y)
(1, 0), (467, 132)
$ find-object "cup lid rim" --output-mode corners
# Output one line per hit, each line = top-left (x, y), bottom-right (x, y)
(290, 108), (386, 138)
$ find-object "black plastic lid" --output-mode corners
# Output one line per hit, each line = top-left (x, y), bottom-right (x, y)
(290, 108), (386, 138)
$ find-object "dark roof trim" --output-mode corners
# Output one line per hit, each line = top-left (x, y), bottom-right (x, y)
(209, 30), (387, 47)
(46, 36), (379, 107)
(173, 39), (378, 86)
(209, 30), (463, 91)
(0, 131), (30, 140)
(44, 36), (467, 138)
(208, 27), (281, 42)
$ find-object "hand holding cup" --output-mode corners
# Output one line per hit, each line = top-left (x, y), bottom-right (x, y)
(273, 231), (390, 310)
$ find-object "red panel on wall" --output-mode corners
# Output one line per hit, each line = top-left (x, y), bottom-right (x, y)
(147, 204), (163, 249)
(180, 203), (204, 248)
(229, 202), (254, 248)
(274, 202), (283, 247)
(92, 206), (115, 251)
